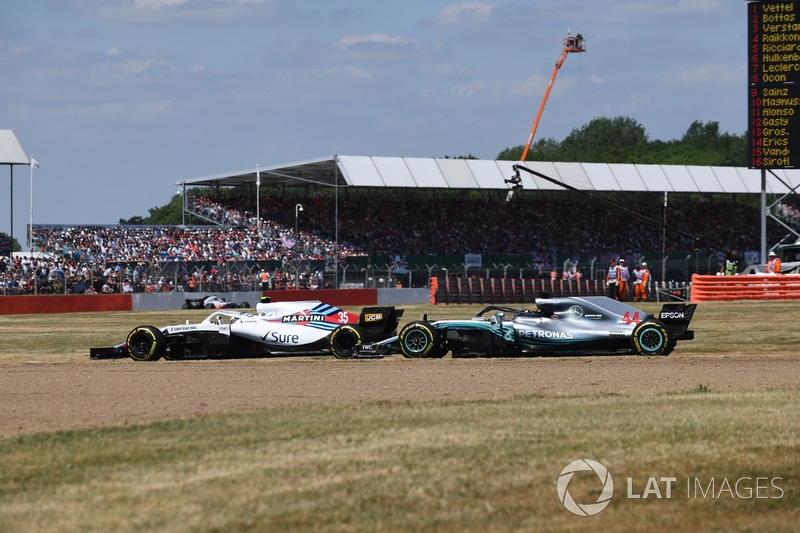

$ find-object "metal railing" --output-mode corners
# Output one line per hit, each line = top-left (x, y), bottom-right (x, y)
(1, 251), (717, 296)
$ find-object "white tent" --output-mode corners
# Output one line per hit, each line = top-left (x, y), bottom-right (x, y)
(1, 129), (31, 250)
(177, 155), (800, 195)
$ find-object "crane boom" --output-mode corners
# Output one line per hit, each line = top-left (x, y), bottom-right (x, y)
(520, 34), (585, 162)
(509, 163), (726, 252)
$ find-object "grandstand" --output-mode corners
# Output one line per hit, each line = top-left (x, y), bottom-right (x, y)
(6, 156), (800, 297)
(174, 155), (798, 258)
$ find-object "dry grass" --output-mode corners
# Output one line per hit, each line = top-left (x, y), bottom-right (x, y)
(0, 390), (797, 532)
(1, 299), (799, 363)
(0, 300), (799, 531)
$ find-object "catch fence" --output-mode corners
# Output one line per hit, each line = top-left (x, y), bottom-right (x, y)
(2, 252), (708, 299)
(429, 276), (688, 304)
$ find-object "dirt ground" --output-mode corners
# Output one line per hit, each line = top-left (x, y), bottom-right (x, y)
(2, 354), (799, 439)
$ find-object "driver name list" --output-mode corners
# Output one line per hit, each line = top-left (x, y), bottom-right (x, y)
(749, 0), (800, 168)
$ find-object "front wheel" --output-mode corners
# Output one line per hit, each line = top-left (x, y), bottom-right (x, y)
(398, 321), (441, 359)
(126, 325), (166, 361)
(631, 320), (674, 356)
(330, 324), (363, 359)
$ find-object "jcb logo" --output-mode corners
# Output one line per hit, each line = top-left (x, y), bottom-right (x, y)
(364, 313), (383, 322)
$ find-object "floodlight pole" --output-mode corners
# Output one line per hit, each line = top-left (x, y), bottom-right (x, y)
(662, 191), (667, 283)
(335, 159), (339, 289)
(29, 158), (33, 250)
(9, 166), (13, 248)
(295, 203), (303, 236)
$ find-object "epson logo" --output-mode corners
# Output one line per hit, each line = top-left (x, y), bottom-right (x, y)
(660, 312), (685, 319)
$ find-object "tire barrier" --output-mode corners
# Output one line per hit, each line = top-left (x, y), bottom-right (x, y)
(431, 277), (607, 304)
(690, 274), (800, 302)
(0, 289), (380, 315)
(429, 277), (438, 304)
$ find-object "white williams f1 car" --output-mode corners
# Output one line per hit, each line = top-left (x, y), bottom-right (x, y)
(90, 299), (403, 361)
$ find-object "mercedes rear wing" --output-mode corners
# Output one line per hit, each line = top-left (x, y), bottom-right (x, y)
(657, 303), (697, 341)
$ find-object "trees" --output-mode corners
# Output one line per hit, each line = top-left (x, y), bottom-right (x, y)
(497, 138), (560, 162)
(559, 116), (648, 163)
(497, 116), (746, 167)
(677, 120), (747, 167)
(119, 194), (184, 225)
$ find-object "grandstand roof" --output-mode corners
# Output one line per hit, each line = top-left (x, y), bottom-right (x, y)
(176, 157), (347, 188)
(0, 130), (29, 165)
(175, 156), (800, 195)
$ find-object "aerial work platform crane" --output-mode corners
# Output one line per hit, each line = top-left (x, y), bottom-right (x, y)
(519, 33), (586, 162)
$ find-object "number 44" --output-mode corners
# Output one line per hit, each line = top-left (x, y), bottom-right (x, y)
(622, 311), (640, 325)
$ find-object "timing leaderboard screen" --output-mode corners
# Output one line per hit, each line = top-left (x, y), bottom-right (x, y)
(749, 0), (800, 169)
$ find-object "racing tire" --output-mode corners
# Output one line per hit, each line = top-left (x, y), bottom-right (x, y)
(126, 325), (166, 361)
(241, 302), (250, 308)
(329, 324), (363, 360)
(399, 321), (441, 359)
(204, 304), (214, 310)
(631, 319), (675, 356)
(181, 303), (189, 309)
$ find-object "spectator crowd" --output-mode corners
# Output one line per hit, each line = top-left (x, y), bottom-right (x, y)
(2, 190), (789, 295)
(205, 190), (781, 257)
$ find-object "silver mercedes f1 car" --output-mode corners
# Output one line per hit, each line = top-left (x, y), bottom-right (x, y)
(377, 296), (696, 359)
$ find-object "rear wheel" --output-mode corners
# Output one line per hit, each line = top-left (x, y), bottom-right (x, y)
(632, 319), (674, 356)
(330, 324), (363, 359)
(399, 322), (441, 359)
(126, 326), (166, 361)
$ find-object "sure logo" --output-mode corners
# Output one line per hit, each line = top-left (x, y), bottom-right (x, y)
(558, 459), (614, 517)
(260, 331), (300, 344)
